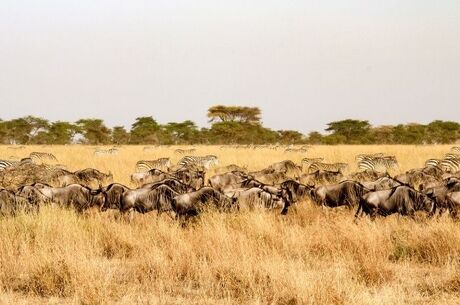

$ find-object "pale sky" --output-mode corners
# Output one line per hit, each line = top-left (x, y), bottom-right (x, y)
(0, 0), (459, 133)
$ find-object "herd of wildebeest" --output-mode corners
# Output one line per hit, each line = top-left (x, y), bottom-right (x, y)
(0, 146), (460, 221)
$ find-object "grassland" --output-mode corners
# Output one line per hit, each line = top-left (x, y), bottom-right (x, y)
(0, 145), (459, 305)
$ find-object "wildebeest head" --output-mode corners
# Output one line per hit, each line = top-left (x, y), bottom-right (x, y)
(89, 188), (106, 209)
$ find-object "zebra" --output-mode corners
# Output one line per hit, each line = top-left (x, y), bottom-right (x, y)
(177, 155), (219, 169)
(357, 156), (398, 171)
(308, 162), (348, 174)
(135, 158), (172, 173)
(444, 153), (460, 160)
(284, 148), (308, 153)
(175, 148), (196, 154)
(29, 152), (58, 163)
(440, 158), (460, 173)
(0, 158), (32, 171)
(94, 148), (119, 156)
(451, 147), (460, 153)
(355, 153), (384, 162)
(301, 158), (324, 171)
(424, 158), (442, 167)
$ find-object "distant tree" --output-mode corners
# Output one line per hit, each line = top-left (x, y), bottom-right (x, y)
(325, 119), (371, 144)
(426, 120), (460, 144)
(163, 120), (199, 144)
(4, 118), (33, 144)
(112, 126), (130, 144)
(278, 130), (304, 144)
(0, 120), (8, 144)
(130, 116), (160, 144)
(207, 105), (261, 124)
(23, 116), (50, 143)
(306, 131), (324, 144)
(76, 119), (111, 144)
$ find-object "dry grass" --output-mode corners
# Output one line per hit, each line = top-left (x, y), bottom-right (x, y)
(0, 144), (458, 304)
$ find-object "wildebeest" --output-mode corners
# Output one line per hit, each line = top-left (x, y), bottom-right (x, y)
(280, 180), (314, 201)
(0, 189), (34, 216)
(361, 176), (403, 191)
(214, 164), (248, 174)
(446, 192), (460, 218)
(74, 168), (113, 188)
(141, 178), (195, 194)
(424, 178), (460, 216)
(356, 185), (435, 219)
(37, 184), (106, 212)
(117, 184), (178, 215)
(16, 185), (50, 206)
(172, 187), (236, 218)
(267, 160), (301, 177)
(299, 170), (343, 185)
(99, 183), (131, 211)
(350, 170), (387, 182)
(208, 171), (253, 193)
(312, 180), (368, 208)
(226, 187), (283, 211)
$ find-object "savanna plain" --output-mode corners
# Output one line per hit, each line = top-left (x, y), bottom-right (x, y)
(0, 145), (459, 305)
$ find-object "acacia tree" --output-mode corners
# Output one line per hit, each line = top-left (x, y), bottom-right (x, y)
(130, 116), (160, 144)
(112, 126), (130, 144)
(76, 119), (111, 144)
(207, 105), (261, 124)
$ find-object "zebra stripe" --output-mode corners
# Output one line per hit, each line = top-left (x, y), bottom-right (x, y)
(0, 160), (16, 171)
(440, 158), (460, 173)
(175, 148), (196, 154)
(358, 157), (398, 171)
(29, 152), (58, 163)
(424, 159), (442, 167)
(177, 155), (218, 169)
(451, 147), (460, 153)
(444, 153), (460, 160)
(94, 148), (119, 156)
(355, 153), (384, 162)
(135, 158), (171, 173)
(308, 162), (348, 173)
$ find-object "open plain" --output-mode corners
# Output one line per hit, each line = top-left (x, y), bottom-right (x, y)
(0, 145), (459, 305)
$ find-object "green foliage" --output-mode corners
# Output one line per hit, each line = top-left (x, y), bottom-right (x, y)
(76, 119), (111, 145)
(130, 117), (160, 144)
(1, 107), (459, 145)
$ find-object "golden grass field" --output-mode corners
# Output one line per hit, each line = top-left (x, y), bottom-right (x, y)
(0, 145), (459, 305)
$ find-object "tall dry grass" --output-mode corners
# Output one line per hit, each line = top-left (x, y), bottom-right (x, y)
(0, 145), (458, 304)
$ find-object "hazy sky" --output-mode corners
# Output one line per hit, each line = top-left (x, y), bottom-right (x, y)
(0, 0), (459, 133)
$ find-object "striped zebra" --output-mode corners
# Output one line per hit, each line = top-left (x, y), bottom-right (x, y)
(284, 148), (308, 153)
(451, 147), (460, 153)
(94, 148), (119, 156)
(135, 158), (172, 173)
(355, 153), (384, 162)
(0, 158), (33, 171)
(357, 156), (398, 171)
(308, 162), (348, 173)
(29, 152), (58, 163)
(177, 155), (219, 169)
(445, 153), (460, 160)
(175, 148), (196, 154)
(301, 158), (324, 170)
(440, 158), (460, 173)
(424, 158), (442, 167)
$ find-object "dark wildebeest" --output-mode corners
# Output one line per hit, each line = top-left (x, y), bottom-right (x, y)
(395, 171), (438, 189)
(312, 180), (368, 208)
(130, 169), (173, 186)
(280, 180), (314, 201)
(99, 183), (131, 211)
(118, 184), (178, 215)
(214, 164), (248, 174)
(16, 185), (50, 206)
(250, 170), (288, 185)
(350, 170), (387, 182)
(37, 184), (106, 212)
(267, 160), (302, 177)
(446, 192), (460, 218)
(423, 178), (460, 216)
(74, 168), (113, 188)
(53, 171), (81, 187)
(172, 187), (236, 218)
(0, 189), (34, 216)
(299, 170), (343, 185)
(361, 176), (403, 191)
(172, 168), (205, 190)
(208, 171), (252, 193)
(142, 178), (195, 194)
(225, 187), (283, 211)
(356, 185), (435, 220)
